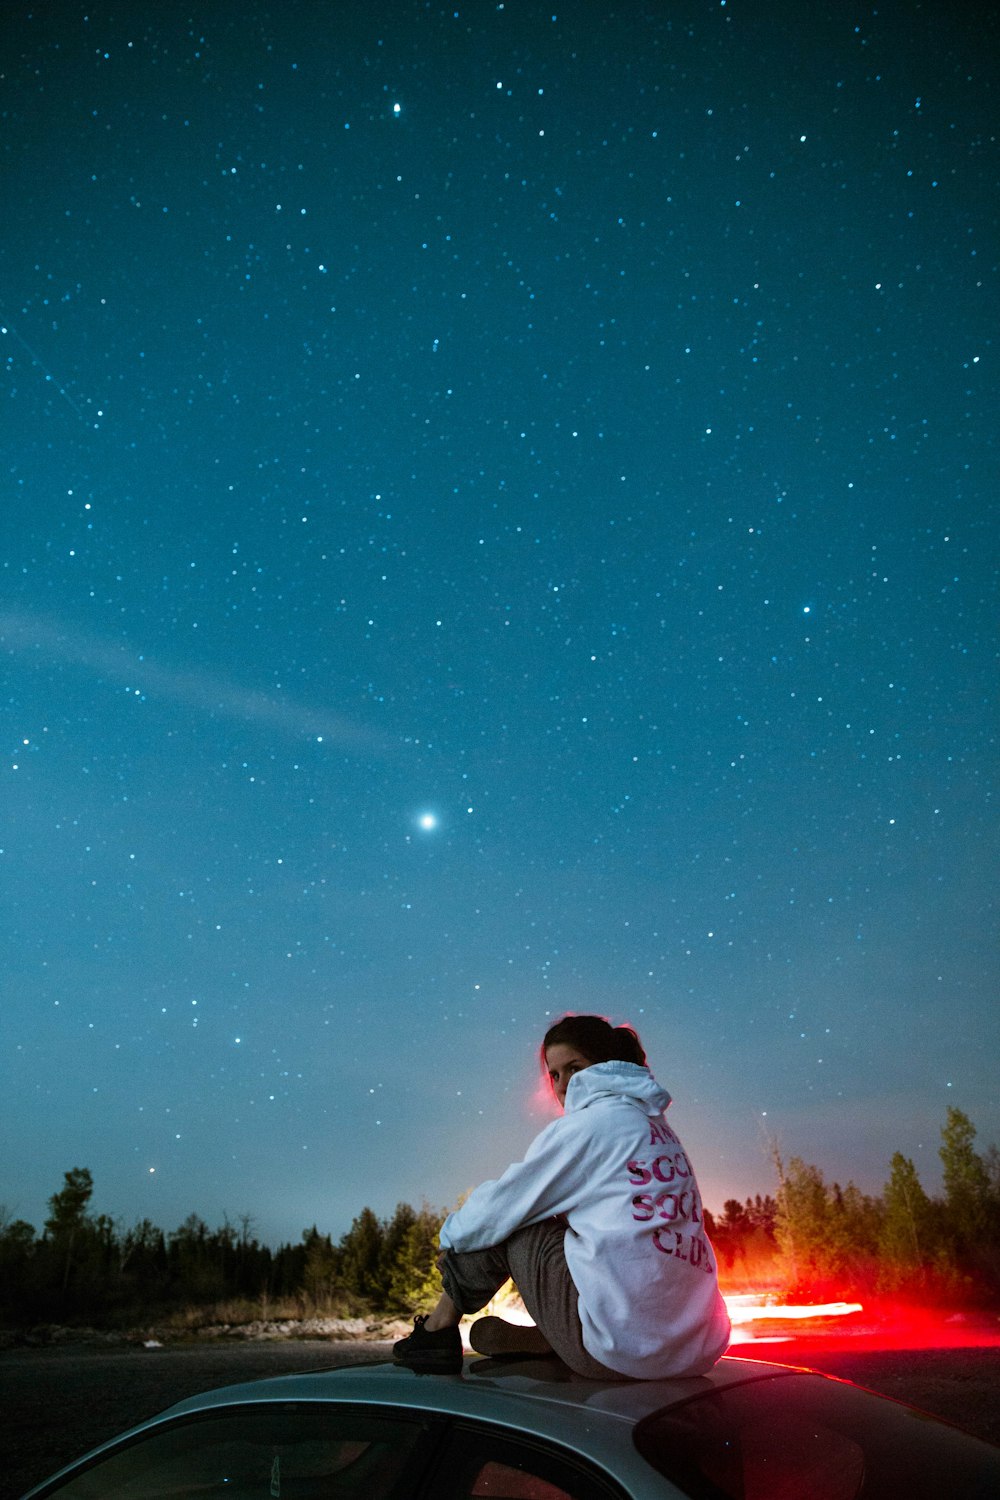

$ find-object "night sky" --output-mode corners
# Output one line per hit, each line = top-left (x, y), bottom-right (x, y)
(3, 2), (997, 1250)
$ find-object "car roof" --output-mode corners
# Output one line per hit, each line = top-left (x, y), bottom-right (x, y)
(25, 1356), (809, 1500)
(107, 1353), (799, 1500)
(158, 1351), (800, 1431)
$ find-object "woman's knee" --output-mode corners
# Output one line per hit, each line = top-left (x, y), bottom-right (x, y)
(440, 1245), (512, 1314)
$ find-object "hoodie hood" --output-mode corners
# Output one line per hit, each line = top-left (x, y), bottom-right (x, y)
(565, 1060), (671, 1117)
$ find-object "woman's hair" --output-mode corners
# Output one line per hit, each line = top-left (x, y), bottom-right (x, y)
(541, 1013), (647, 1068)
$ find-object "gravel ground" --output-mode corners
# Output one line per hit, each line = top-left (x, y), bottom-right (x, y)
(2, 1339), (998, 1499)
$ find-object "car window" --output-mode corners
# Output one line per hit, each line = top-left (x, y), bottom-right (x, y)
(430, 1424), (627, 1500)
(33, 1402), (436, 1499)
(470, 1460), (576, 1499)
(633, 1371), (1000, 1500)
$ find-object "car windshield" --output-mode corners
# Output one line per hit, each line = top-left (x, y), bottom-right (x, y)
(634, 1371), (1000, 1500)
(34, 1403), (431, 1499)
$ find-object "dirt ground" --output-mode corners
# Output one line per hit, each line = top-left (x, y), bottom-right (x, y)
(2, 1339), (998, 1499)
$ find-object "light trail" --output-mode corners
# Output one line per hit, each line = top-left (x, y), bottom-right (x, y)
(723, 1290), (1000, 1354)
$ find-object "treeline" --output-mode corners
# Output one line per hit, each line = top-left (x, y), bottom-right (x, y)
(2, 1107), (997, 1328)
(704, 1108), (1000, 1304)
(0, 1178), (445, 1327)
(702, 1194), (779, 1287)
(767, 1106), (1000, 1302)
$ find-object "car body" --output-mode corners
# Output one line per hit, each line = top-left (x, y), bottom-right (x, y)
(23, 1350), (1000, 1499)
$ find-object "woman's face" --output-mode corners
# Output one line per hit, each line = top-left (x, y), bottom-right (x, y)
(545, 1043), (593, 1109)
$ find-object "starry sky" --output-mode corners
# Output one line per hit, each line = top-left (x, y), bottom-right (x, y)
(2, 1), (997, 1249)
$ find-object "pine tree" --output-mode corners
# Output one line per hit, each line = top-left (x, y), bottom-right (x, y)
(939, 1108), (992, 1234)
(44, 1167), (94, 1296)
(301, 1227), (339, 1311)
(879, 1153), (935, 1285)
(773, 1154), (830, 1291)
(338, 1207), (384, 1301)
(376, 1203), (418, 1305)
(387, 1204), (444, 1313)
(938, 1106), (999, 1281)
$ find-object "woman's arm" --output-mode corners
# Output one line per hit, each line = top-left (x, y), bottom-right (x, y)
(439, 1112), (593, 1252)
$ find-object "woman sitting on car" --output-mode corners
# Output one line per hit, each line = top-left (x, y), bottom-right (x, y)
(393, 1013), (731, 1379)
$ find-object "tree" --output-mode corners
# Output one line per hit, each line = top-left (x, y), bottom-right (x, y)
(984, 1143), (1000, 1198)
(879, 1153), (935, 1282)
(709, 1201), (751, 1272)
(721, 1200), (751, 1236)
(301, 1227), (339, 1311)
(44, 1167), (94, 1295)
(773, 1153), (830, 1291)
(771, 1151), (879, 1294)
(45, 1168), (93, 1239)
(120, 1218), (169, 1293)
(0, 1214), (37, 1317)
(0, 1216), (36, 1255)
(939, 1108), (992, 1234)
(827, 1181), (882, 1281)
(708, 1195), (780, 1284)
(387, 1204), (444, 1313)
(745, 1194), (778, 1236)
(168, 1214), (224, 1300)
(939, 1106), (1000, 1282)
(338, 1207), (384, 1301)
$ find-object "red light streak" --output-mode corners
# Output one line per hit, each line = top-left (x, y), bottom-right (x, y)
(725, 1291), (1000, 1355)
(726, 1292), (862, 1343)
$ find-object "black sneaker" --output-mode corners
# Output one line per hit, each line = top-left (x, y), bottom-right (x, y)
(393, 1315), (463, 1373)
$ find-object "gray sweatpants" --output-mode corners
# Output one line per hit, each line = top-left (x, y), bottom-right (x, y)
(439, 1219), (626, 1380)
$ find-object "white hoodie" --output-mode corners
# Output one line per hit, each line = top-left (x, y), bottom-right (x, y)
(439, 1061), (731, 1378)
